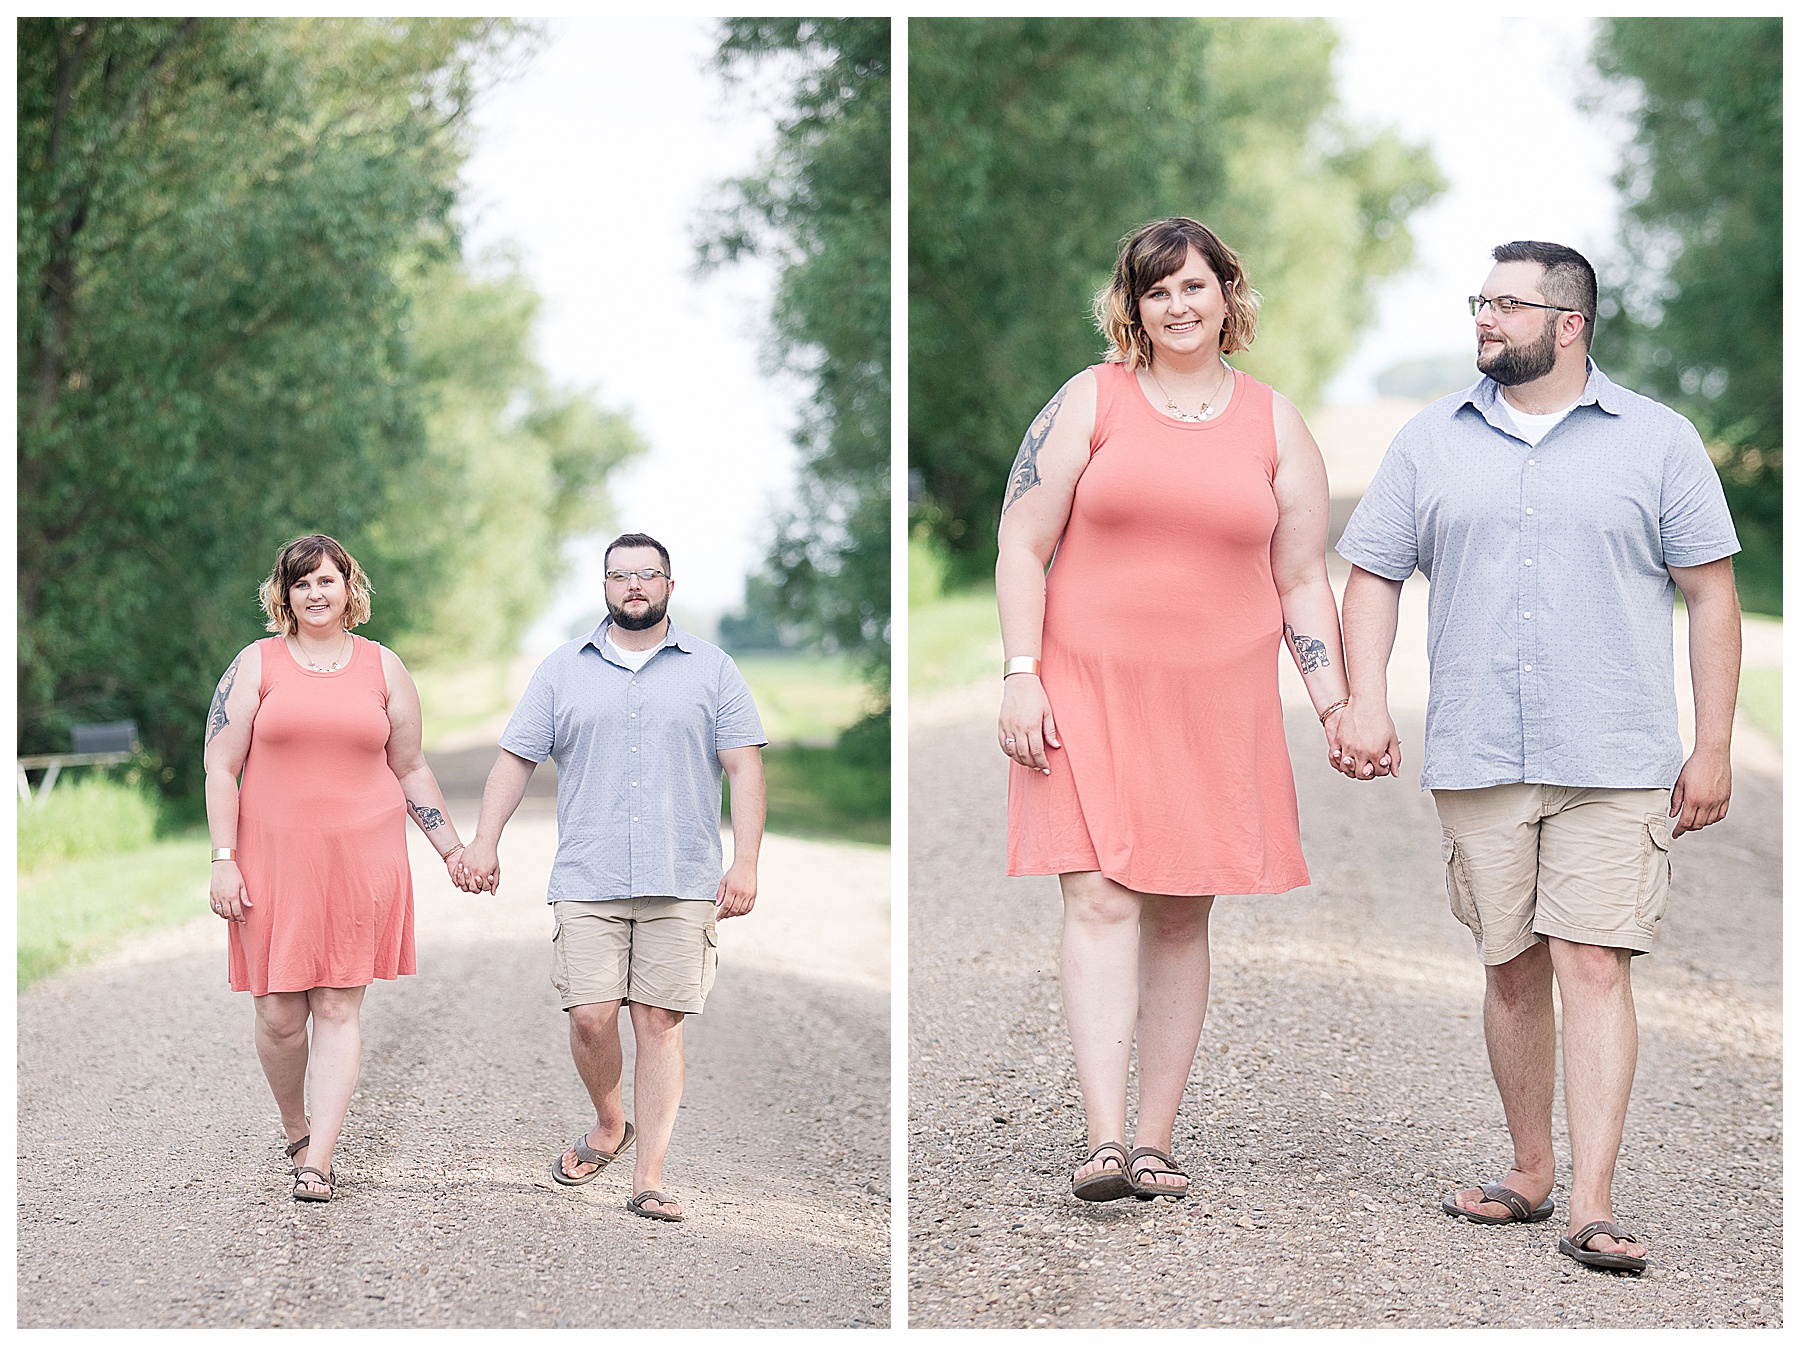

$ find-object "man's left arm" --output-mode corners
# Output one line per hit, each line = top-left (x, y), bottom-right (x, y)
(716, 745), (766, 918)
(1668, 557), (1742, 836)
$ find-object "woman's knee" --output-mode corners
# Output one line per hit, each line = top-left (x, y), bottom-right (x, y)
(1061, 874), (1140, 927)
(306, 986), (365, 1027)
(1141, 894), (1213, 944)
(255, 992), (310, 1039)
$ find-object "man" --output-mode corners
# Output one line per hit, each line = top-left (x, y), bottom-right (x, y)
(1334, 242), (1741, 1273)
(457, 532), (768, 1223)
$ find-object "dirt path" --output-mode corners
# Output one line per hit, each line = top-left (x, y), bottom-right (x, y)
(907, 579), (1780, 1329)
(18, 757), (890, 1329)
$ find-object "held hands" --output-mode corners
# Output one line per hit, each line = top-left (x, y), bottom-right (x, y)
(209, 860), (252, 922)
(715, 858), (757, 919)
(1331, 698), (1402, 781)
(453, 837), (500, 894)
(1670, 746), (1731, 837)
(999, 674), (1059, 774)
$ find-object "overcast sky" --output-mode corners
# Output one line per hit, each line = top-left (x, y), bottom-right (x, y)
(1326, 15), (1625, 400)
(459, 17), (800, 646)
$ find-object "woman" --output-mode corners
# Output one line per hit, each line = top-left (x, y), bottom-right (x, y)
(203, 534), (467, 1202)
(996, 217), (1352, 1202)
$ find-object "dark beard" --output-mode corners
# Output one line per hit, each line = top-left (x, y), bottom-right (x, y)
(1477, 321), (1558, 386)
(607, 595), (669, 631)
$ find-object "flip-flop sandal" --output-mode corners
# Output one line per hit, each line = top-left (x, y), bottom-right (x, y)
(292, 1165), (335, 1203)
(1441, 1183), (1554, 1225)
(1559, 1220), (1648, 1272)
(1127, 1146), (1190, 1200)
(284, 1134), (310, 1172)
(628, 1190), (686, 1222)
(551, 1121), (636, 1186)
(1070, 1142), (1132, 1202)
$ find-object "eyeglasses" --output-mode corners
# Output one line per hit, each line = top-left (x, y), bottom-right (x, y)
(1468, 294), (1579, 318)
(604, 568), (668, 583)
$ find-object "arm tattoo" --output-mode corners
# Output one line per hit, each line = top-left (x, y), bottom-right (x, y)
(1001, 385), (1067, 514)
(206, 656), (240, 746)
(1284, 623), (1331, 674)
(408, 798), (447, 831)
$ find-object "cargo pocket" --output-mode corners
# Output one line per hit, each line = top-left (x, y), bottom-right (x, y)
(1636, 815), (1673, 934)
(700, 924), (719, 1002)
(550, 912), (570, 998)
(1442, 831), (1483, 940)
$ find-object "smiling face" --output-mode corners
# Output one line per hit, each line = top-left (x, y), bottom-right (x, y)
(603, 544), (674, 632)
(1136, 246), (1229, 362)
(288, 558), (349, 635)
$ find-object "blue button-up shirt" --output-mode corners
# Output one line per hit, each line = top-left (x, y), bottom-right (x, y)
(499, 617), (767, 902)
(1337, 361), (1739, 791)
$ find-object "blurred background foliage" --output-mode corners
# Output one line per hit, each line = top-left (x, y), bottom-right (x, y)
(908, 17), (1444, 584)
(1589, 17), (1781, 614)
(17, 17), (646, 790)
(699, 18), (892, 835)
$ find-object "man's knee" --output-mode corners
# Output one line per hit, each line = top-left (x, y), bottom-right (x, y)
(1485, 943), (1552, 1004)
(1548, 937), (1632, 992)
(631, 1002), (686, 1039)
(569, 999), (623, 1039)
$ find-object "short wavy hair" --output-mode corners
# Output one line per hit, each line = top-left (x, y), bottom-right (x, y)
(258, 533), (373, 635)
(1094, 217), (1261, 368)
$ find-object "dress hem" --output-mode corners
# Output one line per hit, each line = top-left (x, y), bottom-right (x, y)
(1006, 863), (1311, 897)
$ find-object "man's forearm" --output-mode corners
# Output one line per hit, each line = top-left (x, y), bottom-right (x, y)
(1341, 567), (1403, 700)
(474, 750), (537, 843)
(1687, 589), (1743, 755)
(724, 763), (767, 867)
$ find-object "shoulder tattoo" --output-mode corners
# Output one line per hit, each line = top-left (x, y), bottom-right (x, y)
(1002, 385), (1068, 514)
(206, 655), (241, 746)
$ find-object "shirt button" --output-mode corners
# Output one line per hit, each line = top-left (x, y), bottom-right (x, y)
(1525, 508), (1534, 515)
(1523, 611), (1532, 619)
(1528, 459), (1537, 466)
(1523, 663), (1533, 672)
(631, 713), (637, 718)
(631, 746), (637, 752)
(1524, 558), (1534, 567)
(632, 817), (638, 822)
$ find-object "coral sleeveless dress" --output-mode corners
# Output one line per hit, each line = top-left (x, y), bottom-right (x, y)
(1007, 362), (1310, 896)
(228, 634), (416, 993)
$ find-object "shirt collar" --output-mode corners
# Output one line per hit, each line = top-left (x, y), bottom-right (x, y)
(584, 615), (695, 665)
(1459, 357), (1624, 431)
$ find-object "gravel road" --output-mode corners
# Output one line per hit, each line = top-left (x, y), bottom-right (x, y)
(908, 646), (1781, 1328)
(19, 755), (890, 1329)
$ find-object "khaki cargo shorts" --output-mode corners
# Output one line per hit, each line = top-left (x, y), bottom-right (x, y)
(551, 897), (719, 1014)
(1432, 784), (1674, 965)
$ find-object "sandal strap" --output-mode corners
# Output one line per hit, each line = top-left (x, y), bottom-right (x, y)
(285, 1134), (311, 1159)
(1570, 1220), (1640, 1249)
(1479, 1184), (1535, 1219)
(1082, 1141), (1128, 1170)
(293, 1166), (334, 1187)
(630, 1190), (673, 1208)
(1127, 1146), (1185, 1177)
(569, 1136), (606, 1166)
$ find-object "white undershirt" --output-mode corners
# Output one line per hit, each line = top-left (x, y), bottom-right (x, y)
(1494, 390), (1579, 446)
(605, 632), (658, 671)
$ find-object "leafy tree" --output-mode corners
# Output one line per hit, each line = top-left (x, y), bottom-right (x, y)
(698, 18), (891, 688)
(1589, 18), (1781, 613)
(909, 18), (1443, 580)
(17, 19), (638, 786)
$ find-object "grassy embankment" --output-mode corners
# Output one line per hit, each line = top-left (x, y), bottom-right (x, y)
(19, 649), (887, 988)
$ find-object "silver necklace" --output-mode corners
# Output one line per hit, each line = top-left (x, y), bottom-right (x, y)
(1147, 362), (1230, 421)
(293, 630), (352, 671)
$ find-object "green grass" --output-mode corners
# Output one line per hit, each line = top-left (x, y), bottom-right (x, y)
(411, 657), (514, 751)
(733, 653), (878, 744)
(911, 585), (1001, 698)
(18, 772), (161, 871)
(1739, 667), (1780, 744)
(742, 744), (890, 847)
(19, 828), (212, 988)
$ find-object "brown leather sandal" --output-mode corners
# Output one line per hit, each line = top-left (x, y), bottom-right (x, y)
(1559, 1220), (1648, 1272)
(1071, 1142), (1132, 1202)
(292, 1165), (335, 1203)
(1441, 1183), (1554, 1225)
(284, 1134), (310, 1173)
(551, 1121), (636, 1186)
(1127, 1146), (1189, 1200)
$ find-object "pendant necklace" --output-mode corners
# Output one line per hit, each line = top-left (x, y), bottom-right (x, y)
(294, 630), (352, 671)
(1148, 361), (1230, 422)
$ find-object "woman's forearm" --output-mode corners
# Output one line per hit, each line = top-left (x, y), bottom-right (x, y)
(205, 769), (240, 851)
(395, 766), (464, 856)
(1277, 574), (1351, 711)
(996, 543), (1050, 661)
